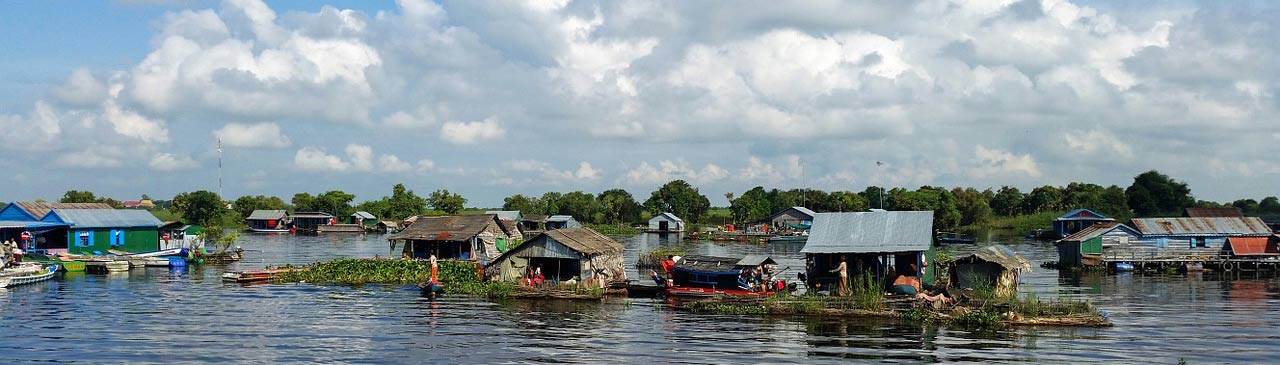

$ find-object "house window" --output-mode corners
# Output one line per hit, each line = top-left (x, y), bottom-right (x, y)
(77, 232), (91, 247)
(1195, 238), (1208, 248)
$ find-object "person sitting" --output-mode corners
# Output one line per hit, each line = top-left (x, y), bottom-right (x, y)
(891, 266), (953, 304)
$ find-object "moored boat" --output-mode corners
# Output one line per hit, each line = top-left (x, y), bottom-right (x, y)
(111, 247), (188, 258)
(0, 264), (59, 288)
(937, 236), (977, 245)
(221, 268), (303, 283)
(664, 255), (782, 298)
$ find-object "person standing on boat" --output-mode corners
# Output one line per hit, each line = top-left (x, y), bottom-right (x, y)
(428, 254), (439, 283)
(830, 255), (849, 296)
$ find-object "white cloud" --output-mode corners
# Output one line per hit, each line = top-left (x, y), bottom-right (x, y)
(1062, 128), (1134, 160)
(214, 122), (291, 148)
(0, 101), (63, 149)
(440, 118), (505, 145)
(294, 147), (349, 172)
(56, 149), (123, 168)
(345, 144), (374, 171)
(970, 145), (1042, 179)
(623, 159), (728, 186)
(416, 159), (436, 172)
(382, 110), (436, 129)
(504, 159), (601, 183)
(104, 101), (169, 143)
(149, 153), (199, 170)
(574, 161), (601, 180)
(52, 68), (107, 106)
(379, 154), (412, 173)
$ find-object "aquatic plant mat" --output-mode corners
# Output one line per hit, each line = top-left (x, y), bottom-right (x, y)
(680, 294), (1111, 329)
(270, 258), (515, 298)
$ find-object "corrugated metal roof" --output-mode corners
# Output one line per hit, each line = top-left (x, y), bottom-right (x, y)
(1184, 207), (1244, 218)
(247, 210), (287, 220)
(352, 211), (376, 220)
(1131, 217), (1272, 236)
(650, 212), (683, 223)
(543, 227), (622, 254)
(801, 211), (934, 254)
(1059, 222), (1140, 242)
(547, 215), (575, 222)
(1054, 209), (1114, 221)
(290, 212), (334, 219)
(676, 255), (742, 272)
(15, 202), (113, 218)
(1224, 236), (1279, 256)
(389, 214), (506, 241)
(964, 244), (1032, 271)
(736, 255), (776, 267)
(0, 220), (69, 229)
(793, 206), (817, 218)
(48, 209), (162, 229)
(485, 211), (522, 221)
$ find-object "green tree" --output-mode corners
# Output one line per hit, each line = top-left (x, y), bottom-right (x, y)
(597, 189), (642, 224)
(1232, 199), (1260, 215)
(315, 190), (356, 218)
(1023, 185), (1063, 213)
(861, 186), (887, 209)
(825, 191), (868, 212)
(644, 180), (711, 223)
(1126, 170), (1194, 217)
(231, 195), (287, 218)
(1259, 197), (1280, 215)
(989, 186), (1024, 216)
(427, 189), (467, 214)
(59, 190), (99, 203)
(385, 183), (427, 220)
(292, 193), (318, 212)
(170, 190), (224, 226)
(557, 191), (600, 223)
(889, 186), (961, 229)
(502, 194), (543, 215)
(540, 192), (563, 216)
(952, 187), (992, 226)
(730, 186), (773, 223)
(355, 199), (390, 219)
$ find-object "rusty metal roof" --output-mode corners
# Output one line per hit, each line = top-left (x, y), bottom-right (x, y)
(1184, 207), (1244, 218)
(15, 202), (113, 218)
(1131, 217), (1272, 236)
(1223, 236), (1279, 256)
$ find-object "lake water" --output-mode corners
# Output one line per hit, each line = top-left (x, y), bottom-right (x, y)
(2, 232), (1278, 364)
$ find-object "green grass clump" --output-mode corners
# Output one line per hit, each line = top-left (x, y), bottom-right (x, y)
(587, 224), (640, 236)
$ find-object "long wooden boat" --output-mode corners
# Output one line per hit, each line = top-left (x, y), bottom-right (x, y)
(247, 227), (291, 233)
(110, 247), (188, 258)
(767, 235), (808, 244)
(221, 268), (303, 283)
(664, 286), (771, 298)
(937, 237), (977, 245)
(26, 254), (86, 272)
(0, 264), (59, 288)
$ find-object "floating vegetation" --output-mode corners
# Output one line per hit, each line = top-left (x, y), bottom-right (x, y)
(272, 258), (513, 298)
(587, 224), (640, 236)
(636, 247), (687, 268)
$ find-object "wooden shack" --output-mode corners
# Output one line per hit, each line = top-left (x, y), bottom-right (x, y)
(388, 214), (514, 261)
(1052, 209), (1116, 239)
(801, 211), (935, 291)
(485, 227), (626, 285)
(1055, 222), (1141, 267)
(949, 245), (1031, 298)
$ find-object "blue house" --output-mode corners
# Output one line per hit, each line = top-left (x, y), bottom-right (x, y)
(0, 203), (70, 253)
(1052, 209), (1116, 238)
(1131, 217), (1273, 251)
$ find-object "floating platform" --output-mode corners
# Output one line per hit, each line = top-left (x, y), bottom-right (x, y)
(317, 224), (364, 233)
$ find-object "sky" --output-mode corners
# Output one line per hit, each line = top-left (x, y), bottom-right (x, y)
(1, 0), (1277, 208)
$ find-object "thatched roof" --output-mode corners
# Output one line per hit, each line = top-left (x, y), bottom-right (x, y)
(16, 201), (113, 218)
(540, 227), (622, 255)
(956, 244), (1031, 271)
(389, 214), (507, 241)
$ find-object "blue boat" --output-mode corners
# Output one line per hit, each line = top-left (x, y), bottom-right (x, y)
(419, 281), (445, 297)
(937, 236), (976, 245)
(1114, 262), (1135, 272)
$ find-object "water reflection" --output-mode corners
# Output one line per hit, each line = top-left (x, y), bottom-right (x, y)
(0, 232), (1277, 364)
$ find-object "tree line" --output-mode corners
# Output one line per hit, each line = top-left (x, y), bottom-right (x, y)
(50, 170), (1278, 230)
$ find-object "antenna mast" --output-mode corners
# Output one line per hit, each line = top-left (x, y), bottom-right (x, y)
(218, 138), (223, 199)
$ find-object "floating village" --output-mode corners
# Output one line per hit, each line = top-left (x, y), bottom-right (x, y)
(5, 198), (1278, 330)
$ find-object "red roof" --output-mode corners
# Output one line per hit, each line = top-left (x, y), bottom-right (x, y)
(1225, 236), (1279, 256)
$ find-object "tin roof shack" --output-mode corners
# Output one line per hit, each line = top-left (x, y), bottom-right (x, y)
(375, 221), (400, 234)
(485, 210), (523, 223)
(388, 214), (514, 261)
(648, 212), (684, 232)
(1185, 207), (1244, 218)
(1055, 222), (1142, 267)
(546, 215), (582, 229)
(801, 211), (935, 292)
(1131, 217), (1273, 251)
(0, 203), (71, 254)
(246, 210), (289, 231)
(521, 214), (548, 235)
(1221, 236), (1280, 258)
(1052, 209), (1116, 239)
(759, 206), (816, 233)
(671, 255), (777, 289)
(485, 228), (626, 285)
(290, 212), (336, 232)
(949, 245), (1031, 298)
(352, 211), (378, 226)
(13, 202), (114, 218)
(43, 209), (163, 254)
(158, 221), (203, 250)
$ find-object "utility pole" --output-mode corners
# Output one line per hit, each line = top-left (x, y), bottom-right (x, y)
(218, 138), (223, 200)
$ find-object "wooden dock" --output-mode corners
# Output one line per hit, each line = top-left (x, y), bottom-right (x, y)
(317, 224), (365, 233)
(1101, 249), (1280, 273)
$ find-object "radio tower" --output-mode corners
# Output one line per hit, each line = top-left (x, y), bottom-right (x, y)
(218, 138), (223, 199)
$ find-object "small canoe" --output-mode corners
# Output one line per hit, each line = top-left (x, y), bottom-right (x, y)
(767, 235), (808, 244)
(665, 286), (772, 298)
(0, 264), (59, 288)
(419, 281), (446, 297)
(937, 237), (977, 244)
(111, 247), (188, 258)
(247, 227), (291, 234)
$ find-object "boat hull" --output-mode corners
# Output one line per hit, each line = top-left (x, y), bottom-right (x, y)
(247, 228), (291, 233)
(0, 265), (59, 288)
(665, 286), (771, 298)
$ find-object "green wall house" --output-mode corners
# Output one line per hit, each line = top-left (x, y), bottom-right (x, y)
(42, 208), (163, 254)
